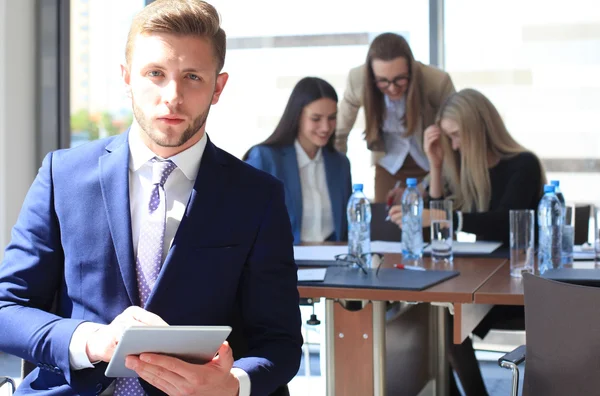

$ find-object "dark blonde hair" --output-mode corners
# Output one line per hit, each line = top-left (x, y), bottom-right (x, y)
(125, 0), (226, 73)
(364, 33), (423, 147)
(437, 88), (546, 212)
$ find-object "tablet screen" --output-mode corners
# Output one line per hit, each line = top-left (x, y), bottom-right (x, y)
(105, 325), (232, 378)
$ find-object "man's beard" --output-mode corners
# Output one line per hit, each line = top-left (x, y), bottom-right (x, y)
(133, 101), (210, 148)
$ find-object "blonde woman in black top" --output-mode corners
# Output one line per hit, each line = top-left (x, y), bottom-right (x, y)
(390, 88), (546, 244)
(390, 88), (546, 395)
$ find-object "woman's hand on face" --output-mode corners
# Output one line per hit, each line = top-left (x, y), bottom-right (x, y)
(424, 124), (444, 169)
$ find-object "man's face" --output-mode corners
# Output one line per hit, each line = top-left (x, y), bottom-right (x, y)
(122, 32), (228, 157)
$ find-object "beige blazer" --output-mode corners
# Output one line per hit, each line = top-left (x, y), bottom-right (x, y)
(335, 61), (455, 165)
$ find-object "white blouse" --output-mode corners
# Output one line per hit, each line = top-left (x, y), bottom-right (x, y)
(379, 95), (430, 174)
(295, 140), (335, 242)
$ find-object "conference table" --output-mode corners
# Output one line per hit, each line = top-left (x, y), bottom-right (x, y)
(297, 251), (523, 396)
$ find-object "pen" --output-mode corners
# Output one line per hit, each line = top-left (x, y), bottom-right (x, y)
(385, 181), (402, 221)
(394, 264), (426, 271)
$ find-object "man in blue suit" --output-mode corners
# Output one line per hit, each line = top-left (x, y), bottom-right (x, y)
(0, 1), (301, 395)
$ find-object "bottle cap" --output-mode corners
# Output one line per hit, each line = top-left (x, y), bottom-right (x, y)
(352, 184), (364, 192)
(406, 178), (418, 187)
(550, 180), (560, 187)
(544, 185), (556, 193)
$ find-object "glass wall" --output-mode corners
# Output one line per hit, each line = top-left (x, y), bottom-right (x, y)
(206, 0), (429, 198)
(70, 0), (145, 147)
(69, 0), (429, 198)
(445, 0), (600, 204)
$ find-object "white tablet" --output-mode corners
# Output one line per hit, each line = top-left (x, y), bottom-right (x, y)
(105, 326), (232, 378)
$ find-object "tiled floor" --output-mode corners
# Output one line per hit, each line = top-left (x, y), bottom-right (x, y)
(289, 350), (523, 396)
(1, 330), (525, 396)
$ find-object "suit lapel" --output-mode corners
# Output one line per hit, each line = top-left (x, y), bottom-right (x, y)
(281, 145), (302, 226)
(323, 149), (343, 239)
(145, 138), (228, 307)
(99, 132), (138, 306)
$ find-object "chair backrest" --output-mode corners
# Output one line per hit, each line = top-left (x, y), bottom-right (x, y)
(573, 204), (592, 245)
(522, 273), (600, 396)
(370, 203), (401, 242)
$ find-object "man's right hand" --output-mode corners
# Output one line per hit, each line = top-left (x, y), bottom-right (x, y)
(424, 124), (444, 169)
(85, 306), (168, 363)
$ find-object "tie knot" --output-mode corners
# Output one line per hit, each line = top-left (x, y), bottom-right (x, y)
(151, 158), (177, 187)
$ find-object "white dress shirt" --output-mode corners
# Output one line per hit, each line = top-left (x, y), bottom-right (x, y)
(295, 140), (335, 242)
(378, 95), (430, 174)
(68, 129), (250, 396)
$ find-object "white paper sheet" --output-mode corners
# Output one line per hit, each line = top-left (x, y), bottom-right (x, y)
(423, 241), (502, 254)
(298, 268), (327, 282)
(293, 241), (405, 261)
(370, 241), (404, 253)
(571, 261), (596, 269)
(293, 245), (348, 261)
(573, 244), (597, 260)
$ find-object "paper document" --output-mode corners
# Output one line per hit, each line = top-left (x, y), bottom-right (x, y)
(571, 261), (596, 269)
(370, 241), (404, 253)
(293, 245), (348, 261)
(293, 241), (405, 261)
(573, 244), (596, 260)
(424, 241), (502, 254)
(298, 268), (327, 282)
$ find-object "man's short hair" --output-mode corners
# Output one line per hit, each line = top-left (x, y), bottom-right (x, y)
(126, 0), (226, 73)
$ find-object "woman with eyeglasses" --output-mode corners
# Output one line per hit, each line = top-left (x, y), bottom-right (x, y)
(244, 77), (352, 245)
(390, 88), (545, 396)
(336, 32), (455, 202)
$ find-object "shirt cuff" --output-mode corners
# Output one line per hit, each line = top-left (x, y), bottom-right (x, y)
(69, 322), (102, 370)
(231, 367), (251, 396)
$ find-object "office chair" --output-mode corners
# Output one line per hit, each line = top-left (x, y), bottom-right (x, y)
(498, 273), (600, 396)
(370, 203), (401, 242)
(0, 376), (15, 394)
(573, 204), (592, 245)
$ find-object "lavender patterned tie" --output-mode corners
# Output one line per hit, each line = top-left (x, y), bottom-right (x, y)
(114, 158), (177, 396)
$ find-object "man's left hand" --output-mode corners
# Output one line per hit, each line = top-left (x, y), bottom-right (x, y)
(125, 341), (240, 396)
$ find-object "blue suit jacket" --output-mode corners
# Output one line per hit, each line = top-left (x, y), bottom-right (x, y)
(0, 132), (302, 396)
(245, 145), (352, 245)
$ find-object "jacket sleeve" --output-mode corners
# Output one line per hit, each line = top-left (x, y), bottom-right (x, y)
(232, 180), (302, 395)
(335, 67), (363, 154)
(429, 71), (456, 109)
(0, 152), (84, 384)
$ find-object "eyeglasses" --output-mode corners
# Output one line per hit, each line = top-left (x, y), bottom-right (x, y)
(375, 75), (410, 90)
(334, 252), (385, 276)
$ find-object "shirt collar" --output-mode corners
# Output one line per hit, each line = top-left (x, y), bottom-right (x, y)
(294, 139), (322, 169)
(128, 127), (208, 181)
(385, 94), (406, 109)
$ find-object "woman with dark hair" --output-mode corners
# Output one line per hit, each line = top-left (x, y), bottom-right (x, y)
(244, 77), (352, 245)
(336, 32), (455, 202)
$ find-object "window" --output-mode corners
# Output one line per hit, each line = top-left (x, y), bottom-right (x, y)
(208, 0), (430, 199)
(69, 0), (144, 146)
(445, 0), (600, 204)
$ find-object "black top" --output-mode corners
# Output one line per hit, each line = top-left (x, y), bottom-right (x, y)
(443, 152), (543, 243)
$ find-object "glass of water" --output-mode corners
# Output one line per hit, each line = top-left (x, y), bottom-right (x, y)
(562, 204), (575, 265)
(429, 200), (453, 263)
(509, 210), (535, 277)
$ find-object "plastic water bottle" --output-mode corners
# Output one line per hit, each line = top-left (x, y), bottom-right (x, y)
(401, 178), (424, 260)
(538, 185), (563, 273)
(347, 184), (372, 267)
